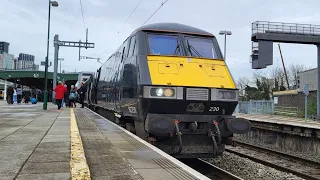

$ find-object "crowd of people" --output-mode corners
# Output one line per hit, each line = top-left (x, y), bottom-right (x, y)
(5, 81), (87, 110)
(6, 85), (37, 104)
(54, 81), (87, 110)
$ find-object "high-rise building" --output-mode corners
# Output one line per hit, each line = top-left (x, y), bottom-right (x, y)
(16, 53), (36, 70)
(0, 52), (14, 70)
(0, 42), (9, 53)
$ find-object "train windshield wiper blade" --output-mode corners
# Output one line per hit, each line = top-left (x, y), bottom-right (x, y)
(187, 41), (202, 57)
(174, 43), (180, 55)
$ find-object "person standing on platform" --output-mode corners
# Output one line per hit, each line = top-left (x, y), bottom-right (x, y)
(16, 85), (23, 104)
(6, 86), (14, 104)
(13, 88), (17, 104)
(69, 85), (77, 108)
(78, 82), (87, 108)
(54, 81), (67, 110)
(63, 84), (69, 108)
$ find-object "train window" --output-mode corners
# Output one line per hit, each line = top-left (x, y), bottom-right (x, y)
(128, 36), (136, 57)
(147, 34), (182, 56)
(185, 37), (218, 59)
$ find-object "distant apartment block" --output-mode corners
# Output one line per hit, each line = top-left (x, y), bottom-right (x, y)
(15, 53), (38, 70)
(0, 52), (14, 70)
(0, 42), (9, 53)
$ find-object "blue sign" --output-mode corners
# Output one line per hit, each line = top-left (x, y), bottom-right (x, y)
(303, 84), (309, 96)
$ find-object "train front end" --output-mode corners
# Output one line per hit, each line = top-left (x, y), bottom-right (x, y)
(136, 27), (251, 158)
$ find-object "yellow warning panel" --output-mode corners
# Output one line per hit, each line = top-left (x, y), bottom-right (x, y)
(147, 55), (236, 88)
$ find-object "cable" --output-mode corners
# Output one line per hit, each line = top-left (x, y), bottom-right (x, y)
(117, 0), (143, 34)
(79, 0), (86, 29)
(142, 0), (169, 26)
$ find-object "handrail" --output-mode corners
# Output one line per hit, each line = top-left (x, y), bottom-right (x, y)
(252, 21), (320, 36)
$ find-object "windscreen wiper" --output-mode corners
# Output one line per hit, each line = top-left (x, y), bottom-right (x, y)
(174, 43), (180, 55)
(187, 41), (202, 57)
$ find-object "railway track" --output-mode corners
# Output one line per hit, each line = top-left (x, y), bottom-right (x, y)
(180, 158), (243, 180)
(226, 141), (320, 180)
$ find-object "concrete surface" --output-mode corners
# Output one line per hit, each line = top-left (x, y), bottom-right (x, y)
(0, 100), (209, 180)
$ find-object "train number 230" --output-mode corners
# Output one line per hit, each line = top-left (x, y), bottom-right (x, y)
(209, 106), (220, 112)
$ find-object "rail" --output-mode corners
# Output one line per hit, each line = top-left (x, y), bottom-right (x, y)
(252, 21), (320, 36)
(227, 141), (320, 180)
(274, 106), (299, 117)
(180, 158), (243, 180)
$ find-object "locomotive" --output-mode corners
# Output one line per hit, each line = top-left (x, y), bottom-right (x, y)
(84, 22), (251, 158)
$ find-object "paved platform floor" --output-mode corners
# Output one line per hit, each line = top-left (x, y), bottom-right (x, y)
(0, 101), (209, 180)
(235, 113), (320, 130)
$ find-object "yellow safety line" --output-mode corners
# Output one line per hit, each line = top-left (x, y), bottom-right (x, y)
(70, 108), (91, 180)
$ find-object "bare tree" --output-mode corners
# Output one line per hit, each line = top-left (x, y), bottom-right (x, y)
(288, 63), (307, 89)
(236, 76), (251, 97)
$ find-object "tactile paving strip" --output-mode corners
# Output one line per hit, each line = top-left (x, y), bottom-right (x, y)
(75, 110), (143, 180)
(80, 108), (200, 180)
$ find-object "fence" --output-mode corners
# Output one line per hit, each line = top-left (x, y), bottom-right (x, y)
(235, 100), (274, 114)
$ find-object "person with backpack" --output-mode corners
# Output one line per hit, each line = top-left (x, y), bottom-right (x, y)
(69, 85), (77, 108)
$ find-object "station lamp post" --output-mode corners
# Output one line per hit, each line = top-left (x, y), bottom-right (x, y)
(43, 0), (58, 110)
(219, 30), (232, 61)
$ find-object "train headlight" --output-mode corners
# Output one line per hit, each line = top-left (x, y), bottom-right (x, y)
(211, 89), (238, 101)
(156, 88), (164, 96)
(151, 87), (175, 97)
(143, 86), (183, 99)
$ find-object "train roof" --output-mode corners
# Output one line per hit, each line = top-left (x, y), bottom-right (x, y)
(131, 22), (214, 36)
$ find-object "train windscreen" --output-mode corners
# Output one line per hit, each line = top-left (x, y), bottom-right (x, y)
(147, 34), (182, 56)
(185, 36), (218, 59)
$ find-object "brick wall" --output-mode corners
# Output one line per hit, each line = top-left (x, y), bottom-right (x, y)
(277, 91), (317, 111)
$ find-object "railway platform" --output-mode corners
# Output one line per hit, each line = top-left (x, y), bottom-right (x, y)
(0, 100), (209, 180)
(234, 113), (320, 138)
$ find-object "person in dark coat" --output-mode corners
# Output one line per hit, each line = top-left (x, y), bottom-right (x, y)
(6, 86), (14, 104)
(78, 83), (87, 108)
(63, 84), (70, 108)
(16, 85), (23, 104)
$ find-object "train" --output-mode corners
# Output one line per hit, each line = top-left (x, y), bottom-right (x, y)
(83, 22), (251, 158)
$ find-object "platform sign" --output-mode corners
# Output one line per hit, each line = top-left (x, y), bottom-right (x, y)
(303, 84), (309, 96)
(274, 96), (278, 104)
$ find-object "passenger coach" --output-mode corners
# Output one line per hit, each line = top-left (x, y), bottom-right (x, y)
(85, 23), (251, 158)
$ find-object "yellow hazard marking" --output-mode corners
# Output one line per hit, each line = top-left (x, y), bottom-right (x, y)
(70, 108), (91, 180)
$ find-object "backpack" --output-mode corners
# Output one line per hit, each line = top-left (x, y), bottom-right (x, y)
(69, 92), (76, 99)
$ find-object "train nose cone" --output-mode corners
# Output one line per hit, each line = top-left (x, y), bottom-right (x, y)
(226, 118), (251, 134)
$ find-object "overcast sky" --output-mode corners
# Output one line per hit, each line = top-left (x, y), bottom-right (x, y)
(1, 0), (319, 81)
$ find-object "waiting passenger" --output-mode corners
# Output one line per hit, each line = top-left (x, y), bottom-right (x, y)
(6, 86), (14, 104)
(16, 85), (23, 104)
(69, 85), (77, 108)
(54, 81), (67, 110)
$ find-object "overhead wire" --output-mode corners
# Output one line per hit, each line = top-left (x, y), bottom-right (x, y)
(79, 0), (86, 30)
(99, 0), (143, 60)
(117, 0), (143, 34)
(98, 0), (170, 61)
(142, 0), (169, 26)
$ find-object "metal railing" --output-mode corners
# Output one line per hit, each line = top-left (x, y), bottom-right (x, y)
(235, 100), (274, 114)
(252, 21), (320, 36)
